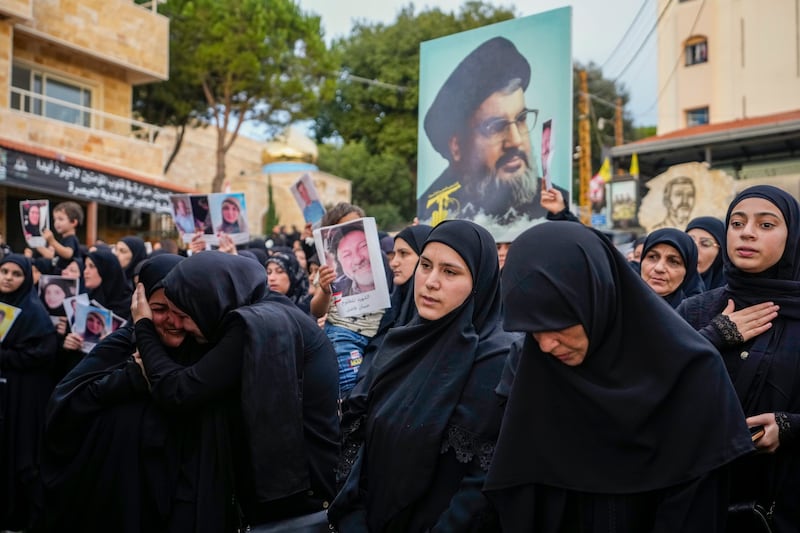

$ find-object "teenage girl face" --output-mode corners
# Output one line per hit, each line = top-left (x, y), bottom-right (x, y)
(83, 258), (103, 290)
(389, 237), (419, 286)
(114, 241), (133, 269)
(727, 197), (788, 274)
(0, 262), (25, 293)
(44, 283), (67, 309)
(266, 263), (291, 295)
(414, 242), (473, 321)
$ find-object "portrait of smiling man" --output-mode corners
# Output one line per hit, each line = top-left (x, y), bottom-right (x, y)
(329, 222), (375, 296)
(416, 14), (573, 230)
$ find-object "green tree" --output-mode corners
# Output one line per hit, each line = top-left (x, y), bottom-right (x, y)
(313, 2), (516, 222)
(137, 0), (336, 191)
(263, 174), (279, 234)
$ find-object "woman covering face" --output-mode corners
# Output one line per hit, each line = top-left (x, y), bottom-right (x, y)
(329, 220), (516, 531)
(677, 185), (800, 530)
(640, 228), (702, 308)
(487, 222), (752, 532)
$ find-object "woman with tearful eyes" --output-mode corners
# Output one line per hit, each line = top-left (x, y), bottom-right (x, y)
(678, 185), (800, 533)
(43, 255), (234, 533)
(487, 222), (752, 533)
(329, 220), (516, 532)
(133, 252), (339, 530)
(640, 228), (703, 308)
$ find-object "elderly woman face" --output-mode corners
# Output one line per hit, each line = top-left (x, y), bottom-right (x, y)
(114, 241), (133, 269)
(640, 243), (687, 297)
(414, 242), (473, 321)
(532, 324), (590, 366)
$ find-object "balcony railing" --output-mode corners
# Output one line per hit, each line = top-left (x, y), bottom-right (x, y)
(10, 86), (163, 144)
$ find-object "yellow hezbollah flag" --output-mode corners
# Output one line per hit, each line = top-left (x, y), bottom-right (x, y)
(598, 157), (612, 183)
(629, 152), (640, 178)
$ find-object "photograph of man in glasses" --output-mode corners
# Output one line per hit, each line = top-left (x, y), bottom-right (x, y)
(416, 11), (571, 229)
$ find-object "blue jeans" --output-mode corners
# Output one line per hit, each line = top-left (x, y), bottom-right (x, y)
(324, 323), (369, 398)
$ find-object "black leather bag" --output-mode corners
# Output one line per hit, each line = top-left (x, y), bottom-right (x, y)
(726, 501), (774, 533)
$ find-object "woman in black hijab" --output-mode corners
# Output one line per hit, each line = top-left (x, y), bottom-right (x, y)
(640, 227), (703, 308)
(677, 185), (800, 532)
(115, 236), (148, 289)
(84, 249), (133, 320)
(265, 252), (312, 314)
(134, 252), (339, 528)
(329, 220), (516, 531)
(487, 222), (753, 532)
(43, 254), (201, 533)
(0, 255), (58, 531)
(686, 216), (726, 291)
(337, 224), (432, 485)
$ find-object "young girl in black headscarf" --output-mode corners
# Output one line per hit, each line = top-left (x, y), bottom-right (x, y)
(677, 185), (800, 532)
(0, 255), (58, 531)
(337, 224), (432, 485)
(486, 222), (753, 532)
(133, 252), (339, 529)
(640, 227), (703, 308)
(329, 220), (516, 531)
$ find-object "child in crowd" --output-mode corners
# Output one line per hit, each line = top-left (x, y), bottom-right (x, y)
(36, 201), (84, 272)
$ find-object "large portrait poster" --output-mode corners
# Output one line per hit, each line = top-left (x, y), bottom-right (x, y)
(416, 7), (573, 240)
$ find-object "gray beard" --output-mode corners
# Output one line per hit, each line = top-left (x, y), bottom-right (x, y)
(473, 166), (538, 206)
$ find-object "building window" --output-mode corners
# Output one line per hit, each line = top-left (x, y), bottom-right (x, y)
(686, 107), (709, 127)
(10, 64), (92, 127)
(685, 37), (708, 66)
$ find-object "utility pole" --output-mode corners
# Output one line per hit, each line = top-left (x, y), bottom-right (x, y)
(578, 69), (591, 225)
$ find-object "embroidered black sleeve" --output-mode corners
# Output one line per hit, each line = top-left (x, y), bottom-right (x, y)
(775, 412), (797, 447)
(336, 417), (363, 487)
(711, 314), (744, 345)
(440, 424), (495, 471)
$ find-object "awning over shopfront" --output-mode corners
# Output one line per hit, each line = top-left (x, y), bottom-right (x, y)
(0, 144), (191, 214)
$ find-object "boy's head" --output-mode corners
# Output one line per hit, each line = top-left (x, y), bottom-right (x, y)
(53, 201), (84, 235)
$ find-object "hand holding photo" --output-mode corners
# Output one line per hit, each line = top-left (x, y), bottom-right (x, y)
(313, 217), (390, 317)
(74, 302), (112, 353)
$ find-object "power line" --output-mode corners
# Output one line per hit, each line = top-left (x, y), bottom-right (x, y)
(600, 0), (652, 70)
(611, 0), (675, 83)
(640, 0), (708, 118)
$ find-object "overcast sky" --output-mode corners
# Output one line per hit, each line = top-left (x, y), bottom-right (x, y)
(297, 0), (659, 127)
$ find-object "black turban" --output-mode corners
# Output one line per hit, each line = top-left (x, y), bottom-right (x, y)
(424, 36), (531, 160)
